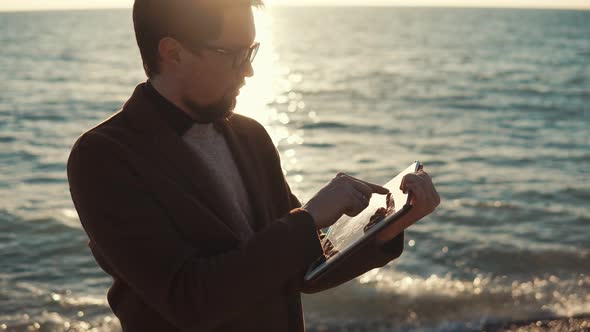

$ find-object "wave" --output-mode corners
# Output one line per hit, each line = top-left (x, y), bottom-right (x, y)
(443, 196), (590, 225)
(14, 113), (68, 122)
(303, 270), (590, 331)
(457, 247), (590, 275)
(304, 314), (590, 332)
(451, 155), (537, 167)
(559, 187), (590, 201)
(1, 305), (119, 332)
(22, 176), (66, 185)
(0, 135), (16, 143)
(513, 187), (590, 204)
(299, 121), (392, 136)
(302, 142), (337, 148)
(288, 87), (375, 102)
(301, 121), (349, 130)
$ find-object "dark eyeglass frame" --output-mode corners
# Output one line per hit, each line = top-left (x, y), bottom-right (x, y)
(197, 42), (260, 68)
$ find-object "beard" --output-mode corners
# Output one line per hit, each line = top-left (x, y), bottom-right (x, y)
(182, 92), (237, 124)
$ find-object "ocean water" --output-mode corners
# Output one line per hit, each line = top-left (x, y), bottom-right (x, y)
(1, 7), (589, 332)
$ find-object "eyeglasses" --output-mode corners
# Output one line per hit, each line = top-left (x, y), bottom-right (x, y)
(197, 42), (260, 69)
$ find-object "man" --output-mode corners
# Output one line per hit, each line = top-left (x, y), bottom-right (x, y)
(66, 0), (440, 331)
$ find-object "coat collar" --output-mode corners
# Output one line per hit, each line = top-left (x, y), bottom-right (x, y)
(122, 83), (269, 233)
(142, 80), (196, 135)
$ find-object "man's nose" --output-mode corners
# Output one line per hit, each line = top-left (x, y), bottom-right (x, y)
(240, 61), (254, 78)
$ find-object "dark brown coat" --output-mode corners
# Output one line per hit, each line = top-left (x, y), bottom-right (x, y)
(67, 83), (404, 331)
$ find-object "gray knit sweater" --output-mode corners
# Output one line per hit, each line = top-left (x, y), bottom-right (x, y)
(181, 123), (255, 245)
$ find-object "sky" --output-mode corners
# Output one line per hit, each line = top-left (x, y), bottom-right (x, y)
(0, 0), (589, 11)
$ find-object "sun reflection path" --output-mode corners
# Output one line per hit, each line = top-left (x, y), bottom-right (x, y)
(235, 8), (310, 192)
(235, 9), (282, 129)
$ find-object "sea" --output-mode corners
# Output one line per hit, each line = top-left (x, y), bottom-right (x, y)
(0, 6), (589, 332)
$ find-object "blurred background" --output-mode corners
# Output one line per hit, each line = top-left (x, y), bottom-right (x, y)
(0, 1), (588, 331)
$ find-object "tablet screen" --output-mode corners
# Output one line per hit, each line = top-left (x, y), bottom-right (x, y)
(319, 161), (419, 262)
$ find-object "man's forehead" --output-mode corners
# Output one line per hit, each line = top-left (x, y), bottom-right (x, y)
(215, 6), (256, 48)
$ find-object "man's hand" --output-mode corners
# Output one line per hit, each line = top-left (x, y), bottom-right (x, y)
(376, 168), (440, 245)
(303, 173), (390, 229)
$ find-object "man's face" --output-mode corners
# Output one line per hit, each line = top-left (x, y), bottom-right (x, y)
(177, 5), (256, 118)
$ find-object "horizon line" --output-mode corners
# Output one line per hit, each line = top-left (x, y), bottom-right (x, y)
(1, 3), (590, 13)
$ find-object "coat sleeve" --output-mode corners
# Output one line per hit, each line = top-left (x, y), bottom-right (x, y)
(300, 231), (404, 294)
(283, 170), (405, 294)
(67, 132), (324, 331)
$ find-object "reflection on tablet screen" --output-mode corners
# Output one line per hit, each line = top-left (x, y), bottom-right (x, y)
(321, 162), (418, 259)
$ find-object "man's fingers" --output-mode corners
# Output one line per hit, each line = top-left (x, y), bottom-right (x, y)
(400, 175), (407, 192)
(401, 174), (420, 192)
(351, 188), (369, 206)
(401, 172), (433, 192)
(345, 194), (366, 217)
(335, 173), (388, 200)
(429, 186), (441, 207)
(350, 177), (389, 195)
(363, 181), (389, 195)
(405, 173), (423, 182)
(406, 183), (424, 204)
(342, 176), (387, 198)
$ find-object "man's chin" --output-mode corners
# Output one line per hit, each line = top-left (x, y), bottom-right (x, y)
(183, 97), (235, 123)
(229, 96), (237, 111)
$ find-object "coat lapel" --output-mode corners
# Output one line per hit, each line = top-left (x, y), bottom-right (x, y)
(122, 83), (240, 239)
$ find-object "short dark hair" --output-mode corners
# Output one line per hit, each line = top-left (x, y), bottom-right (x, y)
(133, 0), (264, 78)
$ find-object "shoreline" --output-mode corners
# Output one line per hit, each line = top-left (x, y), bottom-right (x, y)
(304, 314), (590, 332)
(487, 314), (590, 332)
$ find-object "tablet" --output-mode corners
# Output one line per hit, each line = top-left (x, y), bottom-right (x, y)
(304, 161), (421, 283)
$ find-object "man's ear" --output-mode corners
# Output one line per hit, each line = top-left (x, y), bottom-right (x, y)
(158, 37), (183, 66)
